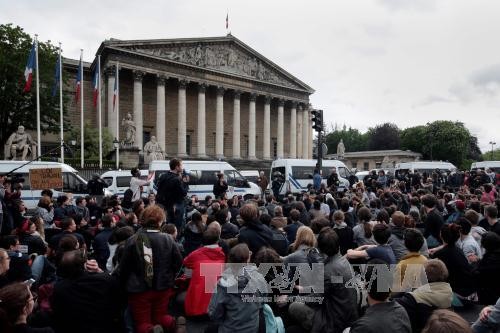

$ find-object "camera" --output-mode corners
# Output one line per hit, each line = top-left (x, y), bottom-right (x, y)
(4, 174), (25, 185)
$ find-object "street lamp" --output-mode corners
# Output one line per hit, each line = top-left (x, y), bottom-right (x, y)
(489, 141), (496, 160)
(113, 138), (120, 170)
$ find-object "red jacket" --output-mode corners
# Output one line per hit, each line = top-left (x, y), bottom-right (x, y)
(183, 245), (225, 316)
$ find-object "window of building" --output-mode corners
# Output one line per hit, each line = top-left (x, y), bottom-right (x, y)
(363, 162), (369, 171)
(375, 162), (382, 168)
(351, 161), (357, 169)
(272, 139), (277, 159)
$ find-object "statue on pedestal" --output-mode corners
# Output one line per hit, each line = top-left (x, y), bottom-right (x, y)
(337, 139), (345, 158)
(143, 136), (164, 164)
(121, 113), (136, 147)
(4, 125), (37, 160)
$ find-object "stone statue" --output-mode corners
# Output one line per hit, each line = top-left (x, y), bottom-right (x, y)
(143, 136), (164, 164)
(121, 113), (136, 146)
(337, 139), (345, 157)
(4, 125), (37, 160)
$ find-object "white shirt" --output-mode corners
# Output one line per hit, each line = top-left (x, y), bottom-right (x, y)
(130, 176), (150, 201)
(456, 234), (483, 262)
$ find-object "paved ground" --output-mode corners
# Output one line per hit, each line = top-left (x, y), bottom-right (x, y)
(182, 304), (483, 333)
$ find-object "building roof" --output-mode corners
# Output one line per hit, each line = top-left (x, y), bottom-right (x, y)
(326, 149), (422, 159)
(94, 34), (314, 95)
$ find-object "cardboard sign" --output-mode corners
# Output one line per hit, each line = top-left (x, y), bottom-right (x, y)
(29, 168), (63, 190)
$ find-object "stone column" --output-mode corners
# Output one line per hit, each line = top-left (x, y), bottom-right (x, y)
(156, 75), (166, 152)
(277, 99), (285, 159)
(289, 102), (297, 158)
(197, 83), (207, 158)
(232, 91), (241, 159)
(133, 70), (145, 150)
(302, 106), (309, 159)
(106, 67), (116, 139)
(308, 109), (313, 159)
(215, 87), (225, 159)
(177, 80), (187, 157)
(248, 93), (257, 159)
(263, 96), (271, 160)
(297, 104), (303, 158)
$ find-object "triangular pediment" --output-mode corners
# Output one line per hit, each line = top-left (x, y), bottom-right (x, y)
(104, 36), (313, 93)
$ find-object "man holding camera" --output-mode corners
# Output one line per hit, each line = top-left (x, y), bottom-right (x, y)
(156, 158), (189, 232)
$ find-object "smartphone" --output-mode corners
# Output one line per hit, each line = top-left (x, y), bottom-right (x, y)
(24, 278), (36, 287)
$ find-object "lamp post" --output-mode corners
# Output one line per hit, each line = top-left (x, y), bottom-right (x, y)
(113, 138), (120, 170)
(489, 141), (496, 160)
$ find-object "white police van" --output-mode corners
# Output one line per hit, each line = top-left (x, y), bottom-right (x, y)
(149, 160), (261, 199)
(395, 161), (457, 176)
(269, 159), (352, 195)
(0, 161), (87, 209)
(471, 161), (500, 173)
(100, 169), (150, 197)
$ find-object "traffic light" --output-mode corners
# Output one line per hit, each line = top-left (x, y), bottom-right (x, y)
(311, 109), (323, 132)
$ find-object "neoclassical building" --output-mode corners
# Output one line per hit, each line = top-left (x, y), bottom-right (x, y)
(62, 34), (315, 161)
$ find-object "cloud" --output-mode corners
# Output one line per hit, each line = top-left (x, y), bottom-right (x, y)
(376, 0), (437, 12)
(469, 63), (500, 88)
(413, 94), (453, 108)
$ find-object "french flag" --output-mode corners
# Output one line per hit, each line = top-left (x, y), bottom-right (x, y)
(92, 65), (99, 107)
(112, 66), (118, 111)
(23, 42), (36, 93)
(75, 56), (82, 103)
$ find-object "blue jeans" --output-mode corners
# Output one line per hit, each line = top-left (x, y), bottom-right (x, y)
(473, 298), (500, 333)
(31, 255), (46, 283)
(167, 201), (185, 233)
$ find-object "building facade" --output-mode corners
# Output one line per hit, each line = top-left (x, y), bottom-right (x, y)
(326, 149), (422, 171)
(60, 34), (315, 161)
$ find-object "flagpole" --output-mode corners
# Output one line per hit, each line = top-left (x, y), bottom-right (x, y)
(59, 43), (64, 163)
(98, 55), (102, 169)
(80, 49), (84, 169)
(116, 62), (120, 170)
(35, 35), (41, 157)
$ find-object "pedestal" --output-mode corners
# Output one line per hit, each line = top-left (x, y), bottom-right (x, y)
(113, 146), (140, 169)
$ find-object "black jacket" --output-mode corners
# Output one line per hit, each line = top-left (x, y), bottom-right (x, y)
(310, 254), (359, 333)
(433, 245), (475, 297)
(19, 233), (47, 255)
(349, 301), (411, 333)
(213, 180), (229, 198)
(476, 249), (500, 305)
(116, 229), (183, 293)
(52, 272), (122, 333)
(238, 220), (273, 255)
(156, 171), (188, 208)
(423, 208), (444, 242)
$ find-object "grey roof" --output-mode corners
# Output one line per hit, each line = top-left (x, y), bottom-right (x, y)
(327, 149), (422, 158)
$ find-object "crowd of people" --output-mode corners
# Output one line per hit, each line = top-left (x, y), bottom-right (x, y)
(0, 159), (499, 333)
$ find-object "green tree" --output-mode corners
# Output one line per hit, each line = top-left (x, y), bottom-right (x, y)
(426, 121), (471, 167)
(467, 136), (483, 161)
(367, 122), (400, 150)
(0, 23), (70, 156)
(66, 123), (113, 159)
(324, 126), (368, 153)
(400, 125), (427, 153)
(482, 148), (500, 161)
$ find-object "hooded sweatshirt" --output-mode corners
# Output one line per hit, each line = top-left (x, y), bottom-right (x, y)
(238, 220), (274, 255)
(184, 245), (226, 316)
(208, 265), (268, 333)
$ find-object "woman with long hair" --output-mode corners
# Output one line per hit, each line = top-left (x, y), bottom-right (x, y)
(0, 282), (54, 333)
(352, 207), (376, 246)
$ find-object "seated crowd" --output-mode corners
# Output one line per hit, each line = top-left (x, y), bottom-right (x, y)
(0, 167), (499, 333)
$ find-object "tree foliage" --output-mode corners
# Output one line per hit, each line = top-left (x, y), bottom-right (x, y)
(66, 123), (113, 159)
(482, 148), (500, 161)
(324, 126), (368, 153)
(367, 122), (401, 150)
(0, 23), (71, 157)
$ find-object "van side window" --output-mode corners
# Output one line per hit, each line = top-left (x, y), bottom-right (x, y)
(63, 173), (86, 193)
(224, 170), (249, 188)
(199, 170), (218, 185)
(116, 176), (132, 188)
(291, 166), (313, 179)
(103, 177), (113, 186)
(338, 167), (348, 178)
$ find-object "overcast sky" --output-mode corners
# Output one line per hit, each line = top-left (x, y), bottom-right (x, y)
(2, 0), (499, 152)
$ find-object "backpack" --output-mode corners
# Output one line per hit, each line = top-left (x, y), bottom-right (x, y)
(262, 304), (285, 333)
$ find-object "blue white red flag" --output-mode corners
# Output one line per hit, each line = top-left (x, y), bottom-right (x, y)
(52, 56), (61, 97)
(113, 66), (118, 111)
(75, 56), (82, 102)
(23, 42), (36, 92)
(92, 64), (99, 107)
